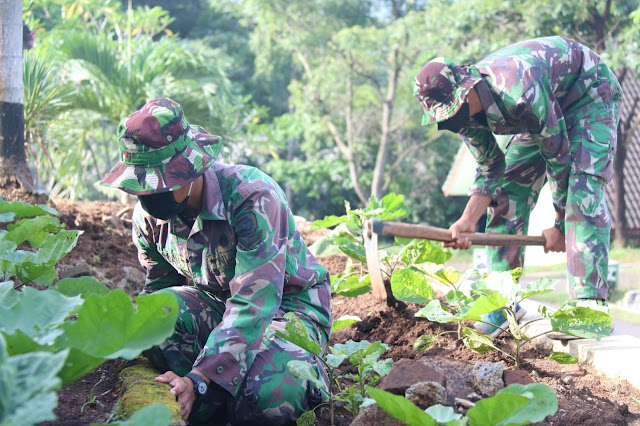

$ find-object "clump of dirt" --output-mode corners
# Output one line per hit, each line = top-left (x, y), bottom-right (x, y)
(2, 185), (639, 426)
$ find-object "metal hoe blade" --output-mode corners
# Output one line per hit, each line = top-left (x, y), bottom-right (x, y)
(364, 219), (388, 301)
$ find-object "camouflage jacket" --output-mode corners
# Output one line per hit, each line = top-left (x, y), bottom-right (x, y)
(460, 36), (620, 211)
(132, 163), (332, 396)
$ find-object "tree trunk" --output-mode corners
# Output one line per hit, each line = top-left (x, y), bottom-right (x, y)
(0, 0), (33, 192)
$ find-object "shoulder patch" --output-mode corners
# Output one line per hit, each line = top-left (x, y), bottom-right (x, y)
(235, 202), (262, 251)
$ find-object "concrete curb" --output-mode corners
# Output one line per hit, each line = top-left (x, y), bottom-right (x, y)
(520, 299), (640, 390)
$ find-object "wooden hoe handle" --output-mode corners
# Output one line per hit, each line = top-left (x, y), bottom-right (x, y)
(370, 219), (546, 247)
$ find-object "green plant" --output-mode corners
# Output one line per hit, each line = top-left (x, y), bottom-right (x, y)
(366, 382), (558, 426)
(81, 377), (105, 413)
(0, 198), (179, 426)
(310, 193), (451, 304)
(275, 313), (393, 426)
(414, 270), (612, 368)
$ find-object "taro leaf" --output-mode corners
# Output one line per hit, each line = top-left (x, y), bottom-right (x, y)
(53, 276), (110, 299)
(332, 236), (367, 263)
(308, 235), (341, 257)
(446, 289), (471, 307)
(0, 201), (57, 219)
(371, 358), (393, 376)
(399, 239), (451, 267)
(5, 216), (60, 246)
(462, 293), (507, 321)
(331, 274), (371, 297)
(521, 278), (557, 299)
(332, 340), (372, 356)
(310, 215), (347, 230)
(286, 360), (325, 389)
(0, 334), (68, 426)
(390, 269), (434, 304)
(0, 212), (15, 222)
(549, 352), (578, 364)
(413, 334), (437, 351)
(375, 193), (409, 221)
(326, 353), (348, 368)
(549, 306), (611, 340)
(14, 230), (81, 284)
(275, 313), (321, 356)
(424, 405), (464, 425)
(430, 267), (461, 286)
(462, 327), (497, 354)
(332, 315), (361, 332)
(468, 383), (558, 426)
(365, 386), (436, 426)
(415, 300), (459, 323)
(57, 290), (179, 360)
(0, 285), (84, 347)
(472, 271), (519, 302)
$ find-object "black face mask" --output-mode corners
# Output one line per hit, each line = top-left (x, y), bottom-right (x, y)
(437, 103), (470, 133)
(139, 182), (193, 220)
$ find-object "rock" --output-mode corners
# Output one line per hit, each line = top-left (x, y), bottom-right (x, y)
(58, 261), (91, 279)
(471, 361), (504, 397)
(405, 381), (447, 409)
(350, 403), (406, 426)
(379, 358), (446, 395)
(503, 369), (534, 386)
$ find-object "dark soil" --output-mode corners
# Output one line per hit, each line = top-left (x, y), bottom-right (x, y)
(2, 183), (640, 426)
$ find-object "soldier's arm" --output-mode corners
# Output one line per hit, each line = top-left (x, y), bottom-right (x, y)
(459, 127), (506, 204)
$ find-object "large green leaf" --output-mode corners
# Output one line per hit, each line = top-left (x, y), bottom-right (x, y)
(53, 277), (111, 299)
(332, 315), (361, 332)
(390, 269), (434, 304)
(287, 360), (325, 389)
(0, 284), (84, 347)
(275, 313), (322, 356)
(308, 235), (341, 257)
(415, 300), (459, 323)
(14, 230), (81, 284)
(0, 334), (68, 426)
(549, 306), (612, 339)
(57, 290), (179, 360)
(0, 201), (57, 219)
(332, 236), (367, 263)
(468, 383), (558, 425)
(400, 239), (451, 267)
(311, 215), (347, 230)
(463, 293), (508, 321)
(331, 274), (371, 297)
(521, 278), (557, 299)
(5, 216), (60, 246)
(365, 386), (435, 426)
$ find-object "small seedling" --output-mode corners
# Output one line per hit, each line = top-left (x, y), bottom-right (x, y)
(81, 377), (105, 412)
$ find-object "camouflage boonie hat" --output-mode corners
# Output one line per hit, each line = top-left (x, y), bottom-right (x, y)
(100, 98), (221, 195)
(413, 57), (482, 126)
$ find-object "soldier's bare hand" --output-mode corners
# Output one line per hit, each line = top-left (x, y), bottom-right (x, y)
(542, 227), (566, 253)
(444, 218), (476, 250)
(155, 371), (196, 420)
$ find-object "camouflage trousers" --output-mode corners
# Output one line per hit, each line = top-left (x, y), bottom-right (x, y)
(144, 286), (328, 425)
(485, 146), (612, 301)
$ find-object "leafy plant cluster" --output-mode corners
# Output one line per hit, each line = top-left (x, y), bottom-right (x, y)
(310, 192), (450, 305)
(275, 313), (393, 426)
(0, 198), (178, 426)
(414, 269), (612, 368)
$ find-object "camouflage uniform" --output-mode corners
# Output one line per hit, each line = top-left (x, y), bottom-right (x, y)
(415, 36), (621, 300)
(101, 99), (332, 424)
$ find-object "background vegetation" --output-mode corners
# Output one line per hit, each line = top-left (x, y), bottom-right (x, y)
(19, 0), (640, 228)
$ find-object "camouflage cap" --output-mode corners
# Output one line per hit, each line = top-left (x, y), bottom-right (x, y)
(100, 98), (221, 195)
(413, 57), (482, 126)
